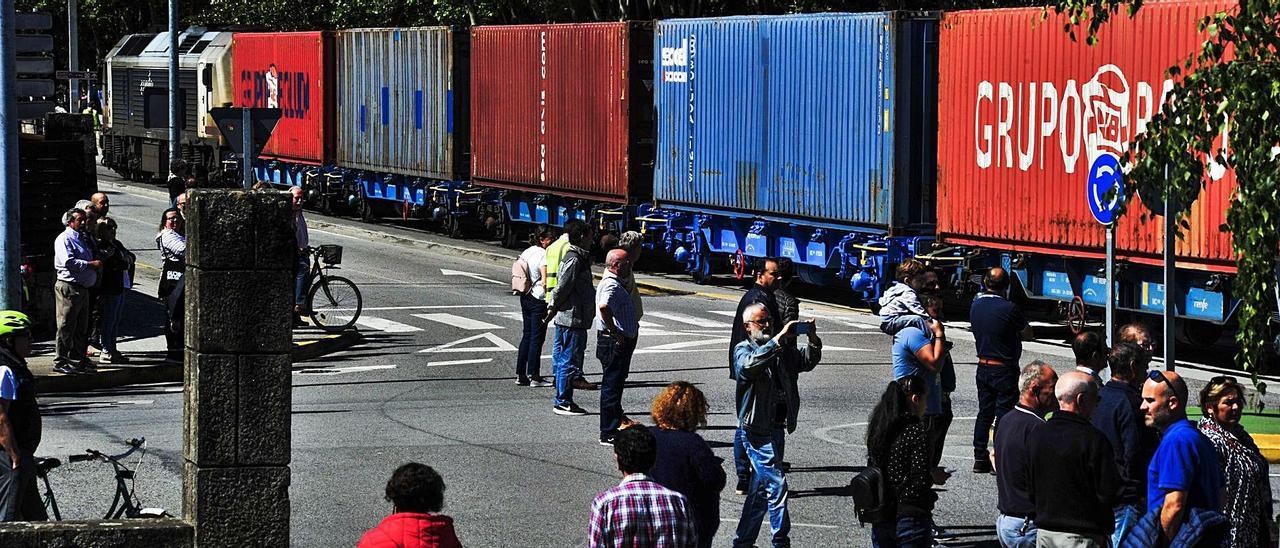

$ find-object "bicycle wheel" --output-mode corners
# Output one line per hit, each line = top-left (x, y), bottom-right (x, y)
(307, 275), (362, 332)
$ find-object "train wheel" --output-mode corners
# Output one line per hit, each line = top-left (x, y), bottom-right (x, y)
(358, 192), (375, 223)
(500, 222), (520, 249)
(1066, 296), (1087, 335)
(691, 255), (714, 285)
(1179, 319), (1225, 348)
(444, 214), (464, 239)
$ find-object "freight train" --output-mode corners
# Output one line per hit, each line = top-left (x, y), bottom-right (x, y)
(101, 1), (1252, 340)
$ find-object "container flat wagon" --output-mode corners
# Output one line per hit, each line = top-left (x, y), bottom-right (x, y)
(934, 0), (1239, 340)
(647, 12), (939, 300)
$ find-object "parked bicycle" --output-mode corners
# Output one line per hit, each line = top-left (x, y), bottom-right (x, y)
(303, 244), (363, 332)
(38, 437), (168, 520)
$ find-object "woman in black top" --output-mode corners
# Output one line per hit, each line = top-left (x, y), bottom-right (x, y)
(93, 217), (135, 364)
(865, 375), (939, 548)
(646, 381), (726, 548)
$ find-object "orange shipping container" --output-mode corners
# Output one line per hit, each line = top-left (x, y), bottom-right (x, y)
(936, 1), (1237, 273)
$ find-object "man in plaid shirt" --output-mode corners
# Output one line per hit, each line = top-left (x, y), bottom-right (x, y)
(589, 426), (697, 547)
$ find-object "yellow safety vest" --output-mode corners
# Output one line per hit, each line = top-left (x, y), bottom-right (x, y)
(543, 234), (570, 302)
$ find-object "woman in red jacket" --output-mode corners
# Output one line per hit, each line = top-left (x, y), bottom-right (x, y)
(358, 463), (462, 548)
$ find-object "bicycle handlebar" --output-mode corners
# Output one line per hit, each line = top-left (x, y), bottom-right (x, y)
(74, 437), (146, 464)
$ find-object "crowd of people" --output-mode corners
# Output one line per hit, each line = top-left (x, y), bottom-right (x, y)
(862, 261), (1276, 548)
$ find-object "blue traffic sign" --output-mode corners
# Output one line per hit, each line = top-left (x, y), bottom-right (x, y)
(1086, 153), (1124, 225)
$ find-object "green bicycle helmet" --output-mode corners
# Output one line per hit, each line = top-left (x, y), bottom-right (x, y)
(0, 311), (32, 338)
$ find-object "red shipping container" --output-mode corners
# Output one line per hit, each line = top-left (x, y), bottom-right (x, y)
(232, 32), (335, 164)
(470, 23), (653, 203)
(937, 1), (1237, 273)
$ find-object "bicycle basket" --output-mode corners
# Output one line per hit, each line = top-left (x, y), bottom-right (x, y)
(318, 244), (343, 265)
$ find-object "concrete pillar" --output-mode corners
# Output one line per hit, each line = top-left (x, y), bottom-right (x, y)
(182, 189), (295, 547)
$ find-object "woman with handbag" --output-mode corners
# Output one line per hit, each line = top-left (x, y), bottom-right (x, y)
(864, 375), (944, 548)
(155, 208), (186, 363)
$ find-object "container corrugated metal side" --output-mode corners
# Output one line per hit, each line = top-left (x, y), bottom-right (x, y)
(470, 22), (654, 203)
(937, 1), (1237, 272)
(652, 13), (938, 232)
(231, 32), (335, 164)
(335, 27), (468, 180)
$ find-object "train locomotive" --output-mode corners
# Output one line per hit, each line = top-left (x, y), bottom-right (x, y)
(101, 0), (1254, 341)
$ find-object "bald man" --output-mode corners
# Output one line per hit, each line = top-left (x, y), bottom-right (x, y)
(969, 267), (1034, 473)
(1027, 372), (1122, 547)
(89, 192), (110, 220)
(594, 249), (638, 445)
(1141, 370), (1224, 542)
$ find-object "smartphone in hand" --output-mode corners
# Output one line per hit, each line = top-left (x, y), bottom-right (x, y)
(793, 320), (815, 335)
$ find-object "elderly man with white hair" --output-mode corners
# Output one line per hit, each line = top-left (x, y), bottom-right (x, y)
(731, 302), (820, 548)
(594, 248), (639, 446)
(52, 208), (101, 374)
(1026, 371), (1123, 547)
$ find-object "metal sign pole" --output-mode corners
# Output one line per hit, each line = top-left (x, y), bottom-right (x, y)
(241, 108), (252, 189)
(0, 0), (20, 309)
(1163, 167), (1176, 371)
(66, 0), (77, 109)
(167, 0), (178, 166)
(1106, 223), (1115, 347)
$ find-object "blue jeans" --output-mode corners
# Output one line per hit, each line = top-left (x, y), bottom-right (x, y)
(1112, 504), (1142, 547)
(596, 332), (636, 439)
(734, 428), (751, 483)
(871, 515), (933, 548)
(974, 364), (1018, 457)
(98, 293), (124, 355)
(516, 294), (548, 380)
(551, 325), (586, 407)
(995, 514), (1037, 548)
(733, 428), (790, 548)
(294, 255), (309, 306)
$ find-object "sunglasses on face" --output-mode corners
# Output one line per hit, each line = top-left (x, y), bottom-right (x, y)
(165, 216), (180, 222)
(1209, 375), (1237, 386)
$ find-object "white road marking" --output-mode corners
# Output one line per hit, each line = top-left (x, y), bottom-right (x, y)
(293, 364), (397, 376)
(718, 518), (837, 530)
(413, 313), (503, 330)
(486, 311), (526, 321)
(343, 305), (507, 312)
(420, 332), (517, 353)
(824, 317), (880, 329)
(427, 358), (494, 367)
(643, 338), (729, 351)
(812, 418), (979, 446)
(707, 311), (739, 317)
(638, 320), (663, 328)
(646, 311), (724, 328)
(354, 316), (423, 333)
(440, 268), (504, 285)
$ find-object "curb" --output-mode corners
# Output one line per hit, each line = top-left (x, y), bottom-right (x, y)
(35, 331), (364, 393)
(291, 330), (364, 362)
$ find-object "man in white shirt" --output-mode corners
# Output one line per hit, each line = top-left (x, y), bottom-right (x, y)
(515, 226), (557, 387)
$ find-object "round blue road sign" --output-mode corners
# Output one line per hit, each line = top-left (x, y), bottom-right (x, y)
(1086, 154), (1124, 225)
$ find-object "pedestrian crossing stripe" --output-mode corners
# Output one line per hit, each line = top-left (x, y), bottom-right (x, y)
(412, 313), (503, 330)
(419, 332), (517, 353)
(354, 316), (423, 333)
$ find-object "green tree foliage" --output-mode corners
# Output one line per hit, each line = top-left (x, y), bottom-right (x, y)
(1052, 0), (1280, 377)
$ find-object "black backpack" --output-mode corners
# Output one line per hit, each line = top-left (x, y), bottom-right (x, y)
(849, 456), (896, 526)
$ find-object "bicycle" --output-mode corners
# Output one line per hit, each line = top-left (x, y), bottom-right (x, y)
(38, 437), (168, 520)
(303, 244), (363, 332)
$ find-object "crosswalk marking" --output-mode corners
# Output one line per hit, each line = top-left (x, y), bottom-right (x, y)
(354, 316), (423, 333)
(427, 358), (494, 367)
(412, 313), (503, 330)
(707, 311), (739, 317)
(646, 311), (723, 328)
(486, 311), (526, 322)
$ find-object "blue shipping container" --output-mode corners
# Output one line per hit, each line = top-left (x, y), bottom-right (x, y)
(653, 12), (938, 232)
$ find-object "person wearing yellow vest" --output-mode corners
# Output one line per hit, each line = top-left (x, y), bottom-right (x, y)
(543, 219), (598, 415)
(542, 231), (571, 302)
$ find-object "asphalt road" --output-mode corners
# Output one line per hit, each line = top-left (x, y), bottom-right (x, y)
(32, 171), (1280, 547)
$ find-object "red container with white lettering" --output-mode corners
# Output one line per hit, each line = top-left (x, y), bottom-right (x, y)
(469, 22), (654, 203)
(936, 1), (1236, 272)
(231, 32), (335, 164)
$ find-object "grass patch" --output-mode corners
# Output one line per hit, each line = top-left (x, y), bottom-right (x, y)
(1187, 409), (1280, 435)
